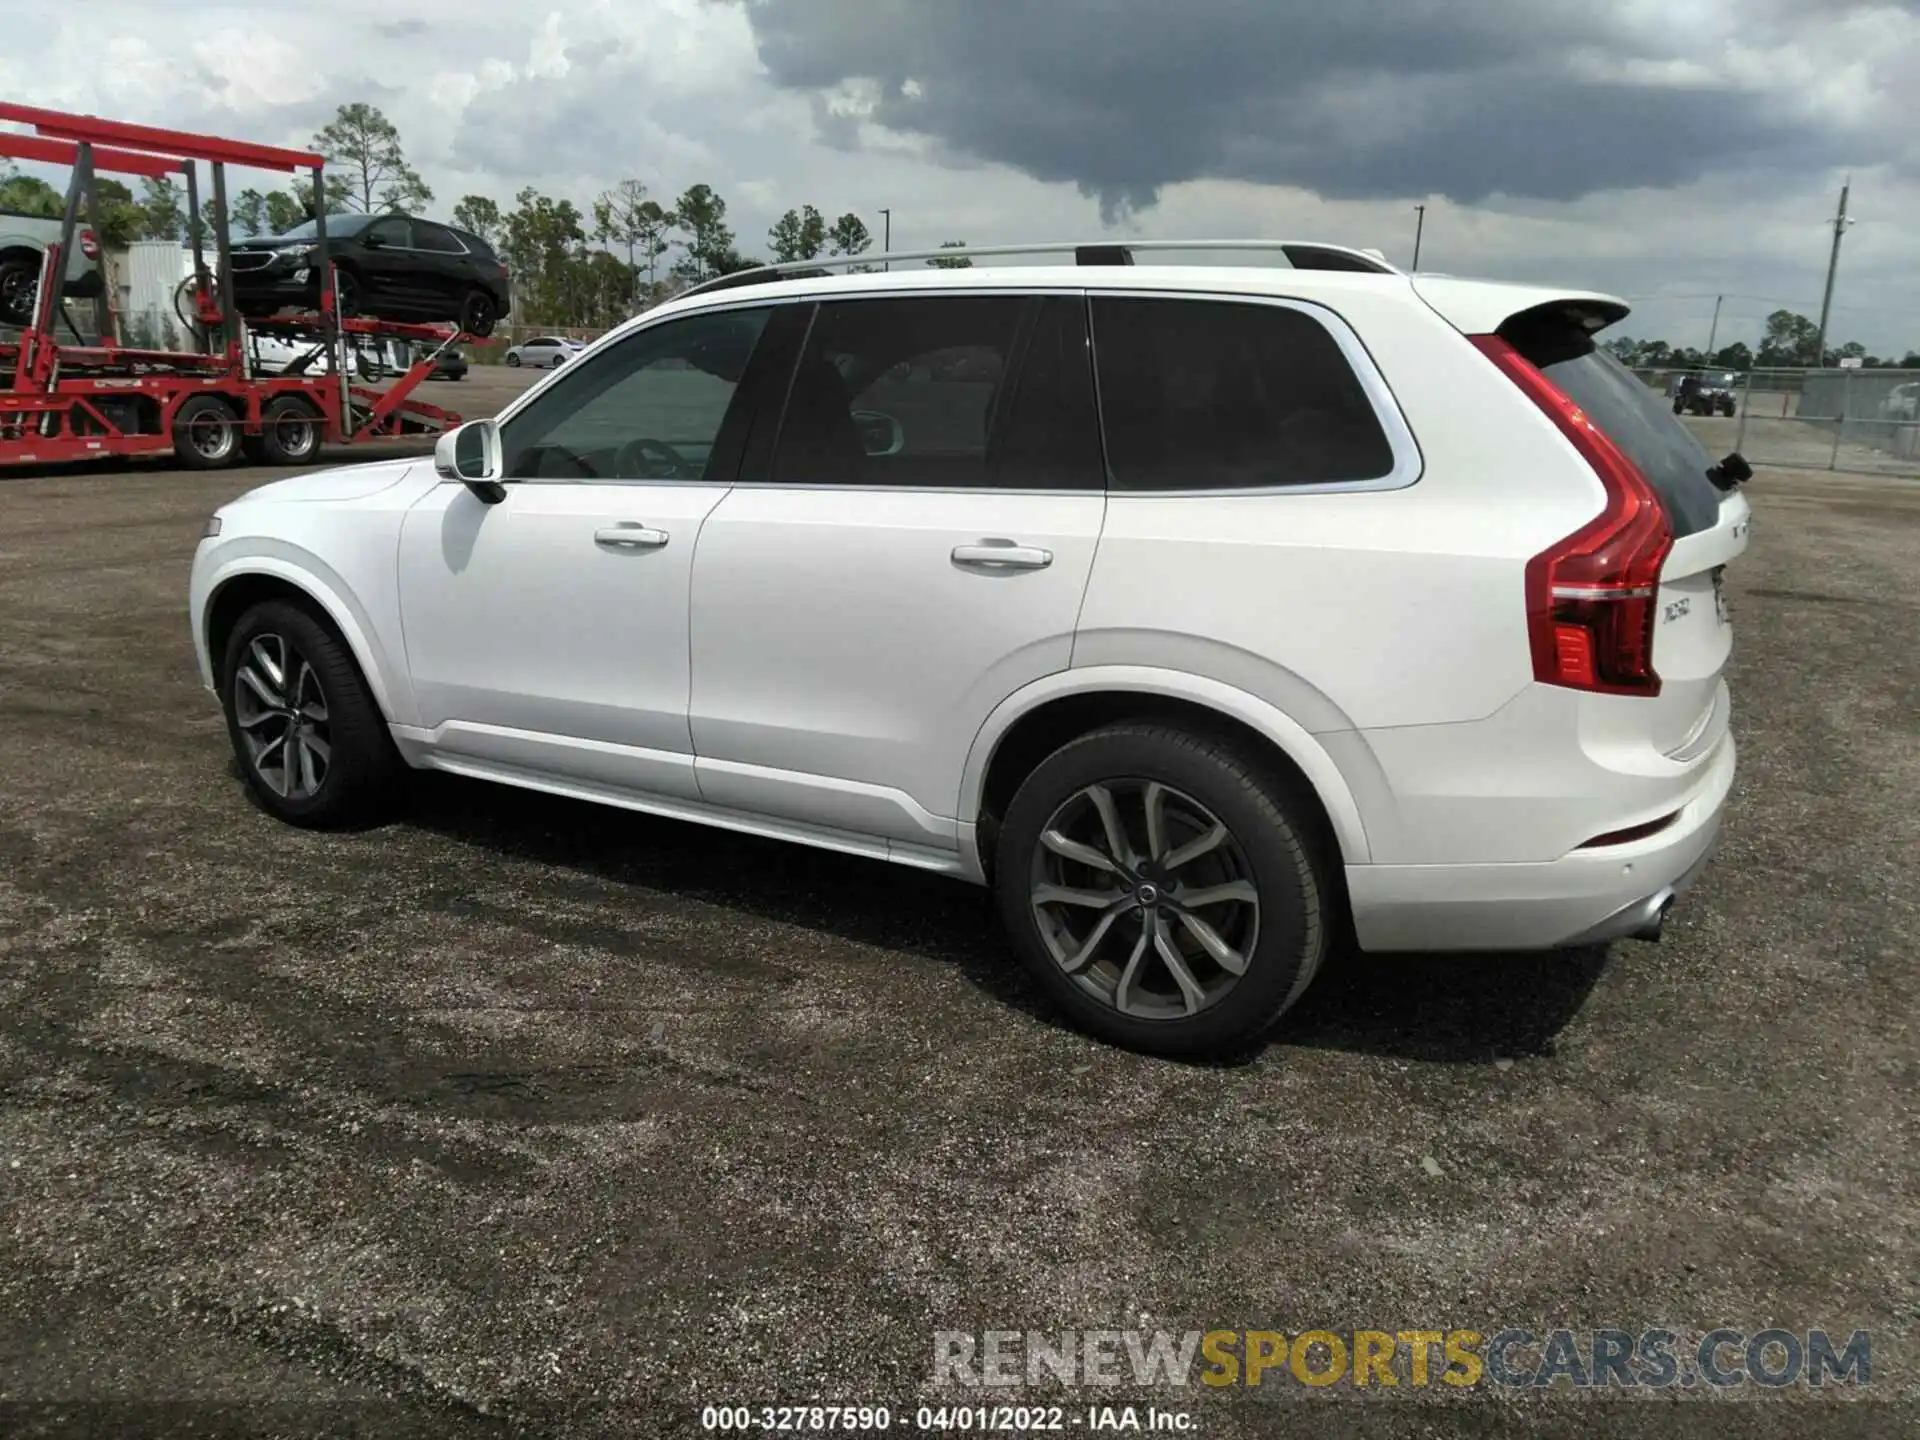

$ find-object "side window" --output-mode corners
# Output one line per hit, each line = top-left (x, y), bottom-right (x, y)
(413, 221), (466, 254)
(501, 308), (770, 482)
(365, 216), (411, 249)
(1090, 297), (1396, 492)
(772, 295), (1037, 488)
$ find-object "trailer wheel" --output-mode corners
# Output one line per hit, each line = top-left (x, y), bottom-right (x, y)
(173, 394), (241, 469)
(257, 396), (323, 466)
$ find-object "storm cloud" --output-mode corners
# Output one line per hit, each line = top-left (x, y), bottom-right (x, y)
(741, 0), (1910, 217)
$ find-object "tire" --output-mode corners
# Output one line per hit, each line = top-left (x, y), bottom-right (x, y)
(331, 266), (360, 319)
(0, 253), (41, 326)
(257, 395), (324, 465)
(506, 351), (521, 367)
(220, 598), (401, 828)
(172, 394), (241, 469)
(994, 722), (1332, 1056)
(459, 287), (498, 338)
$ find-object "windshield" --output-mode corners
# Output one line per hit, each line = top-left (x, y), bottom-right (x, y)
(268, 213), (371, 242)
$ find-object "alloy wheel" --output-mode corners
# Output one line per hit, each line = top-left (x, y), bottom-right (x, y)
(231, 633), (331, 800)
(1029, 779), (1261, 1020)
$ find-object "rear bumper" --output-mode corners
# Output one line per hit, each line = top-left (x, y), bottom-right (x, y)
(1344, 730), (1735, 952)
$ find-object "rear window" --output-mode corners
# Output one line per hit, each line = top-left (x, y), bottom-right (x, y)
(1090, 297), (1397, 492)
(1515, 335), (1723, 538)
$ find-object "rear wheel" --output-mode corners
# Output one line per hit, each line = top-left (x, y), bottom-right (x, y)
(459, 287), (498, 338)
(994, 722), (1332, 1056)
(255, 395), (323, 465)
(172, 394), (241, 469)
(220, 599), (400, 827)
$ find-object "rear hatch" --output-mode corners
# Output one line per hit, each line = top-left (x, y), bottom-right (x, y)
(1419, 280), (1751, 756)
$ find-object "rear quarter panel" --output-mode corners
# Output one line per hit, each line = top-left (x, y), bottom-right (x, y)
(1075, 286), (1606, 733)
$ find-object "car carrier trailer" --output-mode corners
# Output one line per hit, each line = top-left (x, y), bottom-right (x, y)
(0, 103), (471, 470)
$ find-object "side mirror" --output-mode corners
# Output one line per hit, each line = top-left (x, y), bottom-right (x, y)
(362, 232), (384, 249)
(435, 418), (506, 503)
(853, 409), (904, 458)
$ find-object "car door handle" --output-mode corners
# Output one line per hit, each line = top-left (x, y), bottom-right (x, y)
(595, 524), (670, 550)
(951, 542), (1053, 571)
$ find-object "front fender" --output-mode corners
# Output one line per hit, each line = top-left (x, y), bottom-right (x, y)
(191, 542), (413, 726)
(956, 666), (1375, 874)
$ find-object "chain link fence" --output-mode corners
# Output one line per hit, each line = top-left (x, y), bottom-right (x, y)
(1633, 366), (1920, 478)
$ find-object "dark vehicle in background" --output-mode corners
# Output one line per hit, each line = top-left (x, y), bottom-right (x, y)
(0, 209), (104, 327)
(228, 213), (511, 337)
(426, 347), (468, 381)
(1673, 370), (1738, 417)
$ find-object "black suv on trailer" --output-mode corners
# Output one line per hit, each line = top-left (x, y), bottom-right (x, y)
(229, 213), (511, 336)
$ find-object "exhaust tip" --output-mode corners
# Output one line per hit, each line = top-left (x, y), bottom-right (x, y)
(1630, 896), (1676, 944)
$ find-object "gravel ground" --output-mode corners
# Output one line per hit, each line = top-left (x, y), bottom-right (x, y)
(0, 454), (1913, 1439)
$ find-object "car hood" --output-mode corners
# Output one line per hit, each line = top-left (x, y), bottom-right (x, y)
(232, 459), (422, 506)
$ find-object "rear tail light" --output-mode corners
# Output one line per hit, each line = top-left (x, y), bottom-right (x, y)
(497, 262), (511, 278)
(79, 228), (99, 260)
(1471, 334), (1674, 697)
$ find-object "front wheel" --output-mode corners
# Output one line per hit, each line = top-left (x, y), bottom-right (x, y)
(505, 351), (521, 367)
(221, 599), (400, 827)
(0, 255), (42, 326)
(994, 722), (1332, 1056)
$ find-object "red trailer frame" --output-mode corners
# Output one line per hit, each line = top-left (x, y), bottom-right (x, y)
(0, 104), (471, 470)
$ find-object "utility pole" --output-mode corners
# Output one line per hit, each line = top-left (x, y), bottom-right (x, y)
(1412, 204), (1426, 272)
(879, 207), (891, 272)
(1706, 294), (1723, 360)
(1813, 175), (1854, 368)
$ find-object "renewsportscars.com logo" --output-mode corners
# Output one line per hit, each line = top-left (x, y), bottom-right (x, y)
(933, 1328), (1872, 1391)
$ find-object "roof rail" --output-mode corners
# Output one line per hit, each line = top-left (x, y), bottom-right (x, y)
(680, 238), (1401, 298)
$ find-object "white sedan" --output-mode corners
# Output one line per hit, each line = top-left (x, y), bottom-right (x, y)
(504, 335), (586, 368)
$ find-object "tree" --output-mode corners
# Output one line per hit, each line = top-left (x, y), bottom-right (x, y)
(768, 204), (827, 263)
(628, 199), (672, 294)
(0, 165), (63, 218)
(263, 190), (308, 235)
(826, 212), (871, 258)
(1711, 342), (1752, 372)
(671, 184), (736, 282)
(89, 177), (143, 249)
(501, 186), (587, 322)
(594, 180), (671, 304)
(927, 240), (972, 269)
(452, 194), (504, 249)
(137, 177), (185, 240)
(310, 102), (432, 214)
(228, 188), (268, 238)
(1758, 309), (1819, 367)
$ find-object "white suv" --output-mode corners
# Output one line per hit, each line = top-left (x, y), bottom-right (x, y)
(189, 241), (1750, 1055)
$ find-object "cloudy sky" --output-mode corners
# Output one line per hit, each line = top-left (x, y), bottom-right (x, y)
(6, 0), (1919, 353)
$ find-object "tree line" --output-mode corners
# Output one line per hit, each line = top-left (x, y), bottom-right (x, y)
(2, 102), (970, 332)
(1601, 308), (1920, 372)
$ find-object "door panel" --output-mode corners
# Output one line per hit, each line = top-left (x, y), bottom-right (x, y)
(395, 304), (782, 800)
(689, 488), (1104, 840)
(398, 480), (726, 799)
(688, 292), (1107, 843)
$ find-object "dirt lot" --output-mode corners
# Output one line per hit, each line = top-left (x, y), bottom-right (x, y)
(0, 448), (1914, 1438)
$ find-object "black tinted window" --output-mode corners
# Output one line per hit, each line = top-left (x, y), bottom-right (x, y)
(413, 221), (465, 254)
(1526, 344), (1722, 539)
(365, 216), (410, 247)
(771, 295), (1097, 489)
(1091, 298), (1395, 491)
